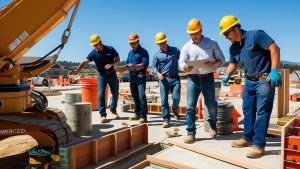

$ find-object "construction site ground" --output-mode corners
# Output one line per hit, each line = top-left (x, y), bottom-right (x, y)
(1, 80), (300, 168)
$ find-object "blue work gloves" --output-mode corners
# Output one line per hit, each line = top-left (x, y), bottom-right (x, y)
(269, 68), (282, 87)
(222, 73), (230, 86)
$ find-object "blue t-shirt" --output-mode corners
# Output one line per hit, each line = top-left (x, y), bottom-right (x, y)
(152, 46), (180, 75)
(126, 45), (149, 72)
(86, 45), (119, 74)
(229, 30), (274, 78)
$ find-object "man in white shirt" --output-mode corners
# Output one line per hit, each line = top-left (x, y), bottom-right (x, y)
(179, 18), (225, 143)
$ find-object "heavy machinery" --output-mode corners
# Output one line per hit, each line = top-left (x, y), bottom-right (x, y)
(0, 0), (80, 158)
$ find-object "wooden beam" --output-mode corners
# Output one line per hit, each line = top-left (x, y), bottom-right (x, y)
(147, 155), (196, 169)
(166, 139), (275, 169)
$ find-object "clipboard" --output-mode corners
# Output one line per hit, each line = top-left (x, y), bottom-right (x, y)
(187, 59), (210, 67)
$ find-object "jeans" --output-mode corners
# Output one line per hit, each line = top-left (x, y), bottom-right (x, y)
(159, 77), (181, 121)
(97, 72), (119, 117)
(186, 76), (217, 135)
(129, 73), (148, 117)
(242, 77), (275, 148)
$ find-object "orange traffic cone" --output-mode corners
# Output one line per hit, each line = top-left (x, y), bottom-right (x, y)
(197, 97), (203, 121)
(232, 107), (241, 131)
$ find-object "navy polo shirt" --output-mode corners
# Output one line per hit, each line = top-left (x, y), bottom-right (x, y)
(86, 45), (119, 74)
(229, 30), (274, 78)
(152, 46), (180, 75)
(126, 45), (149, 72)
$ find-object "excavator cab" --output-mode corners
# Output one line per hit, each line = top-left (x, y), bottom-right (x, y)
(0, 0), (79, 158)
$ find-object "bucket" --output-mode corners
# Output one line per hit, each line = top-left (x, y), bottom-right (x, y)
(80, 78), (98, 111)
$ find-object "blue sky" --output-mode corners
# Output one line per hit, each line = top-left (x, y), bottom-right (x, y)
(1, 0), (300, 63)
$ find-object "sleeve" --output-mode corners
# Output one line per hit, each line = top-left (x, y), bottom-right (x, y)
(176, 48), (180, 60)
(126, 52), (130, 64)
(142, 49), (149, 68)
(212, 41), (225, 64)
(152, 53), (159, 74)
(229, 46), (239, 64)
(86, 50), (95, 62)
(111, 47), (119, 58)
(255, 30), (274, 49)
(178, 44), (188, 71)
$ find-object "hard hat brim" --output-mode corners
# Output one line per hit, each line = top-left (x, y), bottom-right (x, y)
(90, 40), (100, 46)
(187, 28), (201, 34)
(128, 39), (139, 43)
(219, 19), (240, 35)
(156, 38), (167, 44)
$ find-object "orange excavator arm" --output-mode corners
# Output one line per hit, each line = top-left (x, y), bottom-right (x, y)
(0, 0), (79, 82)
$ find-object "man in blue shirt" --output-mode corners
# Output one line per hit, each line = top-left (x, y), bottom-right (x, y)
(220, 15), (282, 158)
(126, 33), (149, 123)
(74, 34), (120, 123)
(179, 19), (225, 143)
(152, 32), (181, 128)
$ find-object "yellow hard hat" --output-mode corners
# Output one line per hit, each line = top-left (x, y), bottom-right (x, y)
(219, 15), (240, 35)
(187, 18), (202, 34)
(155, 32), (168, 44)
(128, 33), (139, 43)
(90, 34), (101, 46)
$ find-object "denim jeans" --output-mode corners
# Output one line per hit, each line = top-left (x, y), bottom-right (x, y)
(97, 72), (119, 117)
(129, 73), (148, 117)
(242, 77), (275, 148)
(186, 76), (217, 135)
(159, 77), (181, 121)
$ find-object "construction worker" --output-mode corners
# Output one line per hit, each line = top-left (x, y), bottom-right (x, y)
(152, 32), (181, 128)
(126, 33), (149, 123)
(179, 18), (225, 143)
(74, 34), (120, 123)
(220, 15), (282, 158)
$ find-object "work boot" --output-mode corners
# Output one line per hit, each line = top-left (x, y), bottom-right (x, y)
(246, 145), (265, 158)
(111, 112), (120, 119)
(162, 120), (170, 128)
(129, 115), (140, 121)
(183, 135), (195, 144)
(173, 113), (181, 121)
(208, 128), (217, 138)
(139, 117), (147, 123)
(231, 138), (252, 148)
(100, 116), (109, 123)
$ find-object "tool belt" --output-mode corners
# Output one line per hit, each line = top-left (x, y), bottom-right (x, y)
(163, 74), (179, 78)
(246, 73), (268, 81)
(130, 71), (144, 76)
(187, 72), (214, 78)
(99, 70), (115, 76)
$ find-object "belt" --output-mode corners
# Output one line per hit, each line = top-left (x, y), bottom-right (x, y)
(246, 73), (268, 81)
(163, 74), (179, 78)
(99, 70), (115, 76)
(130, 71), (144, 76)
(187, 72), (214, 78)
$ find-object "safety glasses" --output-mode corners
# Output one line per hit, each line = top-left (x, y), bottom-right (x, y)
(223, 26), (235, 37)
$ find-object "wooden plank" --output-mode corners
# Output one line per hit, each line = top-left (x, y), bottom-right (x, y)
(166, 139), (275, 169)
(281, 117), (296, 169)
(147, 155), (196, 169)
(128, 160), (149, 169)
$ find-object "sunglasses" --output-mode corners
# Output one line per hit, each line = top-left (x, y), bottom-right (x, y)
(223, 26), (235, 37)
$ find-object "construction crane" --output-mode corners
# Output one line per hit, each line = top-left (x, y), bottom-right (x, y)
(0, 0), (80, 157)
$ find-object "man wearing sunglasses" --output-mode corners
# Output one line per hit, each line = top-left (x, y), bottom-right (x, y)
(126, 33), (149, 123)
(219, 15), (281, 158)
(179, 18), (225, 143)
(152, 32), (181, 128)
